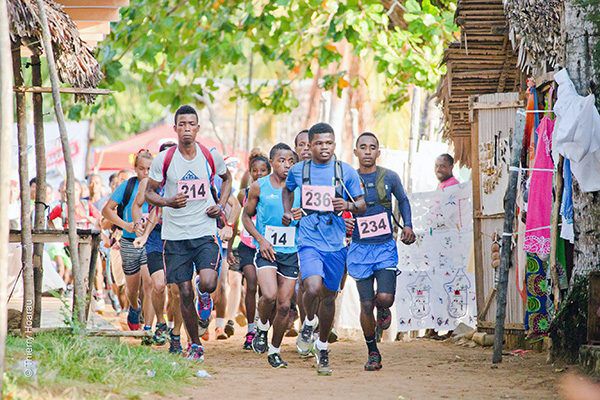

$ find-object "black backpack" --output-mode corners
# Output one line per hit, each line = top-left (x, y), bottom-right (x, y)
(116, 177), (137, 222)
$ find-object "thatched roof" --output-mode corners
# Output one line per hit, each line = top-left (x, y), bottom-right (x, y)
(436, 0), (521, 167)
(7, 0), (103, 101)
(503, 0), (562, 74)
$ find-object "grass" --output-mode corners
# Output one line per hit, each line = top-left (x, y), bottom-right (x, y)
(3, 332), (203, 400)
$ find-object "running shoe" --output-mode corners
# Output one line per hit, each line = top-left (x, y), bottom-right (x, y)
(376, 307), (392, 330)
(314, 349), (332, 376)
(141, 326), (153, 346)
(215, 326), (228, 340)
(296, 321), (317, 356)
(364, 351), (382, 371)
(252, 329), (268, 354)
(186, 343), (205, 362)
(328, 328), (339, 343)
(107, 290), (122, 313)
(235, 313), (247, 327)
(127, 305), (142, 331)
(153, 322), (168, 346)
(268, 353), (288, 369)
(201, 330), (210, 341)
(169, 334), (183, 354)
(243, 331), (256, 351)
(225, 320), (235, 337)
(195, 277), (213, 335)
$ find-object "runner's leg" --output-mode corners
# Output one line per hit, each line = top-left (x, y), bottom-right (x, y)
(151, 269), (167, 325)
(316, 286), (337, 343)
(242, 264), (257, 327)
(177, 280), (200, 344)
(140, 265), (155, 327)
(253, 266), (277, 354)
(271, 274), (296, 349)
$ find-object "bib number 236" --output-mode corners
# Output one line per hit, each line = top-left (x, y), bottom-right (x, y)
(301, 185), (334, 211)
(356, 212), (391, 239)
(264, 225), (295, 248)
(178, 179), (208, 201)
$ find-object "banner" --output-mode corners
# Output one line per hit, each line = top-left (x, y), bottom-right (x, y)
(396, 182), (477, 332)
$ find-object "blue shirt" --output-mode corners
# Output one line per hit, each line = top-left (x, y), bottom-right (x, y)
(286, 159), (363, 252)
(352, 168), (412, 244)
(255, 175), (301, 254)
(110, 179), (148, 240)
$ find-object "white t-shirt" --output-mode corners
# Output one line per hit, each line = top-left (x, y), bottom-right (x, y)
(149, 144), (227, 241)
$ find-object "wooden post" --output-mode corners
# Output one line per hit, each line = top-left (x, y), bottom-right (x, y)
(0, 0), (14, 392)
(31, 54), (46, 328)
(34, 0), (83, 324)
(492, 109), (525, 363)
(84, 233), (101, 321)
(549, 155), (564, 309)
(12, 43), (35, 337)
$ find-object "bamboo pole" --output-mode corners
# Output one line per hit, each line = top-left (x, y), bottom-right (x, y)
(0, 0), (14, 392)
(12, 43), (35, 337)
(34, 0), (83, 325)
(549, 155), (564, 310)
(492, 109), (525, 363)
(31, 54), (46, 328)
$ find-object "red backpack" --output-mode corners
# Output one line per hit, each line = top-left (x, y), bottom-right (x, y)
(161, 142), (218, 202)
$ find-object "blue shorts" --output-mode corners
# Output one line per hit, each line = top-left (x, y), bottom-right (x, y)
(298, 246), (347, 292)
(346, 239), (398, 280)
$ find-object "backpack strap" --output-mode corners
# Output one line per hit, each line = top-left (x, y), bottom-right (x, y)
(117, 177), (137, 222)
(161, 145), (177, 188)
(301, 160), (311, 185)
(334, 158), (344, 198)
(375, 166), (392, 210)
(198, 143), (216, 186)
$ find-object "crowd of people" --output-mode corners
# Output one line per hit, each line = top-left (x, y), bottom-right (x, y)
(24, 104), (462, 374)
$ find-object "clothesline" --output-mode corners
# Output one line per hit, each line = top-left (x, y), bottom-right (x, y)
(501, 224), (560, 237)
(509, 166), (554, 173)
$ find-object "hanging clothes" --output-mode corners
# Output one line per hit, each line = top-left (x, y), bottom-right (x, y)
(523, 116), (555, 257)
(553, 69), (600, 192)
(560, 158), (574, 243)
(524, 253), (551, 339)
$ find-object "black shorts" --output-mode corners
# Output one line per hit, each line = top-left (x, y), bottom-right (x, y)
(236, 242), (256, 271)
(147, 251), (164, 276)
(254, 251), (299, 279)
(119, 237), (147, 276)
(164, 236), (220, 284)
(355, 269), (397, 302)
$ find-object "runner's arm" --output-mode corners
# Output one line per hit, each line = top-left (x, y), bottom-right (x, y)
(391, 175), (412, 228)
(217, 169), (233, 210)
(132, 178), (148, 234)
(102, 198), (134, 233)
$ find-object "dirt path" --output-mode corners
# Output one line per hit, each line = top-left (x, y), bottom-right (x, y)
(168, 330), (565, 400)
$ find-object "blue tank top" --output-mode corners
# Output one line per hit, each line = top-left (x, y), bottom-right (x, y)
(255, 175), (300, 254)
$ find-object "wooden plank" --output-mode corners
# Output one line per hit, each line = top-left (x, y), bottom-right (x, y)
(64, 8), (120, 21)
(58, 0), (129, 6)
(472, 100), (524, 110)
(9, 229), (96, 244)
(471, 108), (485, 317)
(13, 86), (111, 95)
(478, 320), (524, 331)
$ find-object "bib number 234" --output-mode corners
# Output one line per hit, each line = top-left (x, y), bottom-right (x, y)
(178, 179), (209, 201)
(356, 212), (391, 239)
(301, 185), (334, 212)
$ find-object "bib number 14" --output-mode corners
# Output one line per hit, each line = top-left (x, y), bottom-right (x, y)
(356, 212), (391, 239)
(264, 225), (295, 248)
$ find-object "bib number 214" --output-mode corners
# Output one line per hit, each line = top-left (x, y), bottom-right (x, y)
(178, 179), (208, 201)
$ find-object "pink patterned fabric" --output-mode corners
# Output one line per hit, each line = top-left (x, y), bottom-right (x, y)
(523, 117), (555, 256)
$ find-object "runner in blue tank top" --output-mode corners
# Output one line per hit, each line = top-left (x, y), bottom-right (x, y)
(242, 143), (301, 369)
(283, 123), (366, 376)
(347, 132), (415, 371)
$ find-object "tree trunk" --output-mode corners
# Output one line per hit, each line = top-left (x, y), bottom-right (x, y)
(35, 0), (83, 324)
(31, 54), (46, 328)
(0, 0), (15, 392)
(550, 0), (600, 361)
(12, 44), (34, 337)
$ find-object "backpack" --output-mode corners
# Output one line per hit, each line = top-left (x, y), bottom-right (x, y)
(116, 177), (137, 221)
(301, 157), (344, 215)
(364, 166), (392, 210)
(161, 142), (218, 203)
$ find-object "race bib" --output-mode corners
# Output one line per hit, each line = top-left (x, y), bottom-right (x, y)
(356, 212), (391, 239)
(178, 179), (209, 201)
(264, 225), (295, 248)
(302, 185), (334, 211)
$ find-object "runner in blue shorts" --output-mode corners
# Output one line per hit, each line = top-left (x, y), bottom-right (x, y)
(283, 122), (366, 375)
(243, 143), (301, 368)
(348, 132), (415, 371)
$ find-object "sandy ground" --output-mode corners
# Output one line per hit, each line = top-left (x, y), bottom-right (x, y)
(161, 328), (565, 400)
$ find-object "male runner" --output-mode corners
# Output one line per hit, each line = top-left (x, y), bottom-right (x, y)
(102, 150), (153, 332)
(243, 143), (300, 368)
(283, 122), (366, 375)
(132, 142), (179, 350)
(348, 132), (415, 371)
(145, 105), (232, 361)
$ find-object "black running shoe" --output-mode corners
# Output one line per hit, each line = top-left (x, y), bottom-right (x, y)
(315, 349), (332, 376)
(153, 322), (168, 346)
(169, 334), (183, 354)
(243, 331), (255, 351)
(376, 307), (392, 330)
(364, 351), (382, 371)
(225, 320), (235, 337)
(268, 353), (288, 368)
(252, 329), (268, 354)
